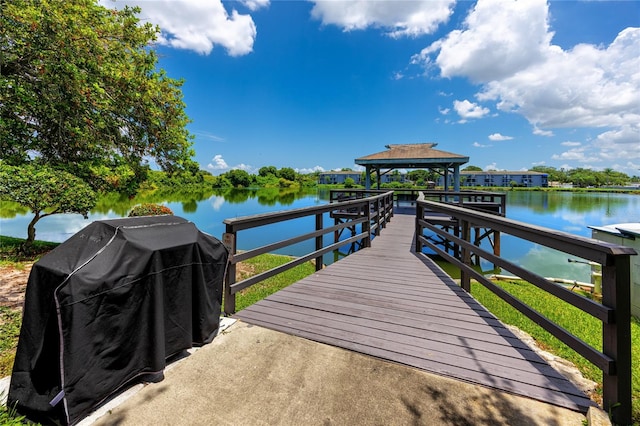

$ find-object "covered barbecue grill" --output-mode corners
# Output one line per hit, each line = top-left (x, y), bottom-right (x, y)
(8, 215), (228, 425)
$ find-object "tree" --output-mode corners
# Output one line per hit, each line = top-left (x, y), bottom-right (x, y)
(278, 167), (296, 182)
(1, 0), (194, 188)
(258, 166), (278, 177)
(344, 177), (355, 188)
(225, 169), (252, 188)
(530, 166), (565, 183)
(463, 165), (483, 171)
(0, 163), (96, 246)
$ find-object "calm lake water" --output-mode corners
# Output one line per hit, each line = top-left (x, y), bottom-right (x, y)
(1, 189), (638, 282)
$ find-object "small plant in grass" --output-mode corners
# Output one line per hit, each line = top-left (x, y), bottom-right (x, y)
(127, 203), (173, 217)
(0, 399), (29, 426)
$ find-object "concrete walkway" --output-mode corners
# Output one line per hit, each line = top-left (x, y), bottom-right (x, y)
(87, 320), (587, 426)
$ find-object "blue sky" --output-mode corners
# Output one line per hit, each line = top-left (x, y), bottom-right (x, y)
(104, 0), (640, 176)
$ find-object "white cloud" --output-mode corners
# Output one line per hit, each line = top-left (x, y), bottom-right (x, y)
(193, 131), (225, 142)
(241, 0), (269, 12)
(309, 0), (455, 38)
(414, 0), (552, 81)
(533, 126), (554, 137)
(484, 162), (498, 171)
(412, 0), (640, 167)
(473, 142), (491, 148)
(233, 163), (254, 173)
(561, 141), (581, 147)
(438, 107), (450, 115)
(551, 147), (600, 163)
(207, 154), (229, 171)
(295, 166), (326, 174)
(488, 133), (513, 141)
(453, 99), (490, 121)
(100, 0), (266, 56)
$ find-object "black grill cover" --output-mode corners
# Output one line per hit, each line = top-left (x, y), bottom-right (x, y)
(8, 216), (228, 425)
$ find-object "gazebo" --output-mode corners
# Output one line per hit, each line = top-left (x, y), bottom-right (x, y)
(355, 143), (469, 191)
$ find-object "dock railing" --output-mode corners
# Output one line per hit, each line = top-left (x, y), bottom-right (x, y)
(223, 190), (394, 315)
(330, 188), (506, 215)
(415, 199), (637, 425)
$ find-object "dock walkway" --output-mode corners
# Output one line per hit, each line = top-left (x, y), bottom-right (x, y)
(234, 213), (593, 413)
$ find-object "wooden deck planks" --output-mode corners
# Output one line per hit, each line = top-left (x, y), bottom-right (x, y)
(234, 213), (594, 412)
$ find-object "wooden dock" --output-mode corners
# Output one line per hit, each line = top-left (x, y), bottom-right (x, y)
(234, 213), (594, 412)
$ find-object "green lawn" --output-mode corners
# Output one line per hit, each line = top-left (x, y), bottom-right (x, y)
(234, 254), (317, 311)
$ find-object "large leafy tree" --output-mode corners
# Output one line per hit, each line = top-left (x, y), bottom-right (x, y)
(1, 0), (195, 243)
(0, 0), (194, 189)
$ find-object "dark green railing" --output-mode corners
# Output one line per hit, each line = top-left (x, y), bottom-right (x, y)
(416, 199), (636, 425)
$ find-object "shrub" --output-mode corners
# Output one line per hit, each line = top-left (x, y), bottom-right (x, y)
(128, 203), (173, 217)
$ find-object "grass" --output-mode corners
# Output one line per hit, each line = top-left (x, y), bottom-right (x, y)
(234, 254), (317, 311)
(0, 400), (28, 426)
(470, 278), (640, 425)
(0, 235), (59, 267)
(0, 307), (22, 377)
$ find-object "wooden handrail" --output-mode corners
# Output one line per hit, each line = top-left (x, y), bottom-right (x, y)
(415, 199), (636, 425)
(223, 191), (395, 315)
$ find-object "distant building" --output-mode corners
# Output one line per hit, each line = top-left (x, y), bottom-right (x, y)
(318, 171), (363, 185)
(440, 171), (549, 188)
(318, 171), (410, 185)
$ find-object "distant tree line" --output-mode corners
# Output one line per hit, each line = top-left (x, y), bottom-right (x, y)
(528, 166), (637, 187)
(212, 166), (318, 189)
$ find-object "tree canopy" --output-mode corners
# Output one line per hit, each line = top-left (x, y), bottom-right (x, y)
(1, 0), (194, 190)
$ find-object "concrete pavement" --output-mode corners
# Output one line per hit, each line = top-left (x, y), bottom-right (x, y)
(87, 320), (588, 426)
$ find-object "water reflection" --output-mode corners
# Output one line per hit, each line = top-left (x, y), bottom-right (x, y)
(1, 188), (637, 282)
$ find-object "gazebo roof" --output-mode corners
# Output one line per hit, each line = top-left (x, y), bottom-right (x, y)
(355, 143), (469, 169)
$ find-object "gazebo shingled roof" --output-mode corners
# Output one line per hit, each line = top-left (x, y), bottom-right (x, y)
(355, 143), (468, 168)
(355, 143), (469, 190)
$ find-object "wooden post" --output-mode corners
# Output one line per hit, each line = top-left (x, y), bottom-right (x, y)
(415, 203), (423, 253)
(461, 220), (471, 292)
(363, 202), (371, 248)
(602, 255), (632, 426)
(315, 213), (323, 271)
(223, 225), (237, 316)
(376, 198), (382, 236)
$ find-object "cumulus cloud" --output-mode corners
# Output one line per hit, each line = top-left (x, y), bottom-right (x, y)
(413, 0), (552, 81)
(453, 99), (490, 121)
(309, 0), (455, 38)
(295, 166), (326, 174)
(473, 142), (491, 148)
(561, 141), (581, 147)
(100, 0), (266, 55)
(484, 163), (498, 171)
(488, 133), (513, 141)
(411, 0), (640, 167)
(207, 154), (229, 171)
(551, 147), (600, 163)
(233, 163), (254, 173)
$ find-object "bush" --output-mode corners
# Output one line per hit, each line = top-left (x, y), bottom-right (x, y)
(128, 203), (173, 217)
